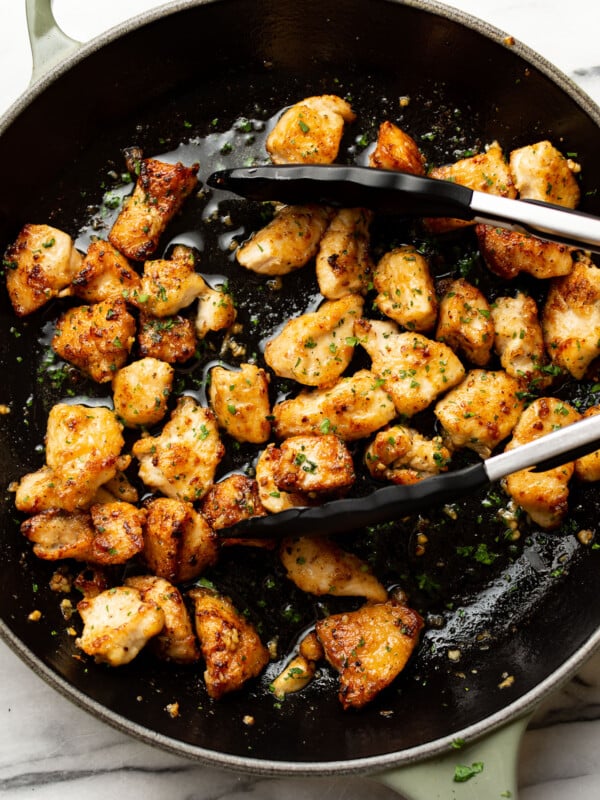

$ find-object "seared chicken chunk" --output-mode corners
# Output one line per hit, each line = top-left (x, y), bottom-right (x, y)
(196, 283), (237, 338)
(504, 397), (581, 528)
(365, 425), (450, 484)
(315, 598), (423, 709)
(71, 239), (141, 303)
(574, 406), (600, 482)
(76, 586), (165, 666)
(112, 357), (174, 428)
(270, 654), (317, 699)
(188, 587), (270, 699)
(315, 208), (373, 299)
(266, 95), (355, 164)
(280, 537), (387, 601)
(368, 121), (425, 175)
(237, 204), (332, 276)
(209, 363), (271, 443)
(134, 257), (206, 318)
(143, 497), (218, 583)
(273, 434), (355, 494)
(5, 223), (82, 316)
(133, 397), (224, 502)
(88, 501), (146, 565)
(373, 246), (437, 332)
(273, 369), (396, 441)
(52, 298), (136, 383)
(138, 313), (197, 364)
(491, 293), (551, 387)
(436, 278), (494, 366)
(509, 140), (581, 208)
(356, 318), (465, 417)
(265, 294), (363, 387)
(201, 474), (266, 531)
(125, 575), (199, 664)
(426, 141), (517, 233)
(434, 369), (525, 458)
(542, 256), (600, 379)
(255, 444), (313, 513)
(15, 404), (125, 513)
(93, 470), (139, 504)
(21, 509), (94, 561)
(109, 157), (199, 261)
(476, 225), (575, 280)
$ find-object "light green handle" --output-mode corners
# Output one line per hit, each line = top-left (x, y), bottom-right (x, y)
(373, 714), (530, 800)
(25, 0), (81, 83)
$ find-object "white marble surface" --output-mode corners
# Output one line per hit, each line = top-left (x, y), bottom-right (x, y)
(2, 1), (600, 798)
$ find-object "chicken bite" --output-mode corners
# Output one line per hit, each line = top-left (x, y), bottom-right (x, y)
(71, 239), (141, 303)
(188, 586), (270, 699)
(134, 256), (206, 318)
(76, 585), (165, 666)
(503, 397), (581, 528)
(133, 396), (224, 502)
(280, 537), (387, 601)
(315, 208), (373, 299)
(200, 474), (266, 531)
(138, 313), (197, 364)
(143, 497), (218, 583)
(434, 369), (525, 458)
(315, 598), (423, 709)
(52, 298), (136, 383)
(365, 425), (450, 484)
(476, 225), (575, 280)
(273, 434), (355, 494)
(21, 509), (94, 561)
(109, 157), (199, 261)
(373, 246), (437, 333)
(270, 654), (317, 700)
(574, 406), (600, 482)
(368, 121), (425, 175)
(209, 363), (271, 443)
(112, 357), (174, 428)
(266, 95), (356, 164)
(237, 204), (332, 276)
(255, 444), (313, 514)
(542, 256), (600, 379)
(509, 140), (581, 208)
(355, 318), (465, 417)
(5, 223), (83, 316)
(88, 501), (146, 565)
(273, 369), (397, 441)
(491, 292), (551, 388)
(436, 278), (494, 366)
(265, 294), (363, 387)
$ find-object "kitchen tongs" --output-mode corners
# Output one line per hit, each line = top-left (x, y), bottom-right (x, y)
(208, 164), (600, 252)
(218, 414), (600, 539)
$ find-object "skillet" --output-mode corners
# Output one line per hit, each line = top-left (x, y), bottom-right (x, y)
(2, 0), (600, 797)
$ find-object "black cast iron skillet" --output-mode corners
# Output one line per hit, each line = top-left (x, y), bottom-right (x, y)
(2, 1), (600, 796)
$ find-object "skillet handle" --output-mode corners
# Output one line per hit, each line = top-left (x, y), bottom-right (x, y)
(25, 0), (81, 84)
(372, 714), (530, 799)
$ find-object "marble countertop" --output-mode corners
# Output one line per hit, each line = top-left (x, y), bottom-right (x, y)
(2, 2), (600, 798)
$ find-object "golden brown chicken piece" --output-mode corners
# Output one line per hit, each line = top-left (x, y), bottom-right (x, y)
(273, 369), (397, 441)
(133, 397), (224, 502)
(209, 363), (271, 444)
(542, 256), (600, 380)
(137, 313), (197, 364)
(255, 444), (313, 513)
(270, 654), (317, 700)
(108, 157), (199, 261)
(266, 95), (356, 164)
(52, 298), (136, 383)
(365, 425), (450, 484)
(280, 537), (387, 601)
(143, 497), (218, 583)
(315, 598), (423, 709)
(200, 474), (266, 531)
(195, 283), (237, 338)
(71, 239), (141, 303)
(315, 208), (373, 299)
(88, 502), (146, 565)
(125, 575), (200, 664)
(92, 470), (139, 504)
(21, 509), (94, 561)
(134, 257), (206, 318)
(188, 586), (270, 699)
(112, 357), (174, 428)
(265, 294), (363, 387)
(491, 292), (551, 388)
(434, 369), (525, 458)
(373, 246), (438, 332)
(509, 140), (581, 208)
(425, 141), (517, 233)
(273, 434), (355, 494)
(476, 225), (575, 280)
(237, 204), (332, 275)
(355, 318), (465, 417)
(76, 585), (165, 666)
(503, 397), (581, 528)
(574, 406), (600, 482)
(5, 223), (83, 316)
(15, 404), (125, 514)
(368, 121), (425, 175)
(436, 278), (494, 366)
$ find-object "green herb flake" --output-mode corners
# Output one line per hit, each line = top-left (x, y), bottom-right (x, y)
(453, 762), (484, 783)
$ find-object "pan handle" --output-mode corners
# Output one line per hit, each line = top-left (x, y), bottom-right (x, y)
(25, 0), (81, 84)
(372, 714), (530, 799)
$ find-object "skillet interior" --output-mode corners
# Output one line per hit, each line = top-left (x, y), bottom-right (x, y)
(2, 0), (600, 769)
